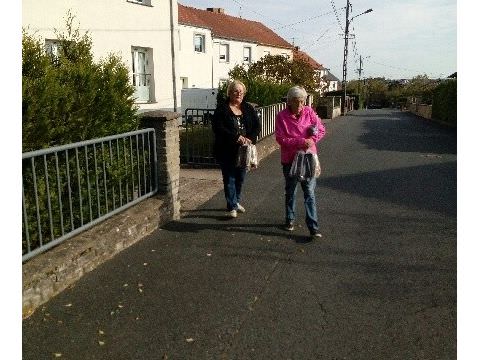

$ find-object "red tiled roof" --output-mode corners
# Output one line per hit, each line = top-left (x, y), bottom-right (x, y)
(178, 3), (293, 49)
(293, 49), (324, 70)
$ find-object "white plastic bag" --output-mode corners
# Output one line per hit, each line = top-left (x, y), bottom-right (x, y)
(236, 144), (258, 169)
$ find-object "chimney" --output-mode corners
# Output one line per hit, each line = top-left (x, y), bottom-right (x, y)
(206, 7), (225, 14)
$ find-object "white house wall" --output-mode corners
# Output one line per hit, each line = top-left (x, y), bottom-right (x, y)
(178, 24), (213, 88)
(22, 0), (180, 112)
(178, 23), (294, 90)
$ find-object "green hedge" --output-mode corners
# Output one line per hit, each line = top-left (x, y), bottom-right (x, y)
(22, 13), (138, 152)
(432, 80), (457, 126)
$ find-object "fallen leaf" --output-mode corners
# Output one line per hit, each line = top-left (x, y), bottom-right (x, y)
(98, 341), (105, 346)
(98, 330), (105, 335)
(143, 263), (148, 266)
(186, 338), (194, 343)
(64, 303), (72, 307)
(53, 353), (62, 358)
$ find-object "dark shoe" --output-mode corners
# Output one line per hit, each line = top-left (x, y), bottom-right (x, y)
(309, 230), (322, 238)
(285, 221), (294, 231)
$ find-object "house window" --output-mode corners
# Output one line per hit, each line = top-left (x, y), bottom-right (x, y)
(132, 47), (152, 102)
(219, 44), (229, 62)
(45, 39), (60, 59)
(194, 34), (205, 53)
(243, 46), (251, 63)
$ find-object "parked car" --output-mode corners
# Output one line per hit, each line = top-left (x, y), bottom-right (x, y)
(367, 103), (382, 109)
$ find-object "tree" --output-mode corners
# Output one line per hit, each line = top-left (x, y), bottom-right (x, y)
(221, 54), (321, 106)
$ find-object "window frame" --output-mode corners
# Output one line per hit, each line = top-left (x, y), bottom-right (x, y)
(131, 46), (152, 102)
(243, 46), (252, 64)
(219, 43), (229, 63)
(44, 39), (61, 59)
(194, 33), (206, 53)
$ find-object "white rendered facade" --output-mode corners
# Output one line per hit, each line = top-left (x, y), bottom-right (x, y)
(178, 25), (293, 90)
(22, 0), (181, 111)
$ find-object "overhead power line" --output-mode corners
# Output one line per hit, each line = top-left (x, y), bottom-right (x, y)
(330, 0), (344, 32)
(273, 10), (337, 30)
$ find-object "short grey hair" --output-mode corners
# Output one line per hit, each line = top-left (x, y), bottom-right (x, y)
(286, 86), (307, 102)
(227, 80), (247, 97)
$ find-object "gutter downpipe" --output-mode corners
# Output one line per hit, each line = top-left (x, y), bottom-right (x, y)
(169, 0), (178, 111)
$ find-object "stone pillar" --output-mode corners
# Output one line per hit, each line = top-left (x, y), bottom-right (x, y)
(140, 110), (181, 220)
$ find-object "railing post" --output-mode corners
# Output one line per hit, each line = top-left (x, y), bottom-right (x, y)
(140, 110), (181, 220)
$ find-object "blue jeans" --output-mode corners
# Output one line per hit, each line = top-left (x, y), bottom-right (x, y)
(282, 164), (319, 232)
(220, 162), (247, 211)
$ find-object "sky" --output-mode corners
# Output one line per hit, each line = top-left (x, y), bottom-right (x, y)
(178, 0), (457, 80)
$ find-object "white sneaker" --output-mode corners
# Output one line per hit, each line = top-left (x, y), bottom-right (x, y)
(236, 203), (246, 213)
(228, 210), (237, 218)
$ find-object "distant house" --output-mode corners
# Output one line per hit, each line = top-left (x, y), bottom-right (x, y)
(325, 72), (340, 92)
(22, 0), (180, 111)
(177, 4), (293, 89)
(292, 48), (339, 95)
(447, 72), (457, 79)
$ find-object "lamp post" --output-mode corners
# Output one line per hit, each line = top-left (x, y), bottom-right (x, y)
(341, 2), (372, 115)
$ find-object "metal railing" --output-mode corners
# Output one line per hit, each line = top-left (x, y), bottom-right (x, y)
(180, 103), (286, 166)
(22, 129), (157, 262)
(257, 102), (286, 140)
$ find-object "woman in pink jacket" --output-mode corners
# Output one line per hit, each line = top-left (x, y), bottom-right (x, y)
(275, 86), (326, 239)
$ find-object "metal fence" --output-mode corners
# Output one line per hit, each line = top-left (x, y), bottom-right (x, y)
(257, 102), (286, 140)
(22, 129), (157, 262)
(180, 102), (286, 166)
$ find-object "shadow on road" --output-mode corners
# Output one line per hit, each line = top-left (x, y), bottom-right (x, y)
(318, 161), (456, 216)
(355, 111), (456, 154)
(162, 218), (313, 244)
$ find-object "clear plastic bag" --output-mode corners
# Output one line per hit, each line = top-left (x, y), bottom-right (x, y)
(236, 144), (258, 169)
(289, 151), (320, 180)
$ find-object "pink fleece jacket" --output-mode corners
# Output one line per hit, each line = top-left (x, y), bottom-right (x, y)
(275, 106), (326, 164)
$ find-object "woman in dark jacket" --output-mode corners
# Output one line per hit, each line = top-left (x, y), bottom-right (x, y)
(212, 80), (261, 218)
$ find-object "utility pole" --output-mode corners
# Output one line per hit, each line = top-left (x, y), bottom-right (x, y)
(357, 55), (363, 104)
(341, 4), (372, 115)
(341, 0), (351, 115)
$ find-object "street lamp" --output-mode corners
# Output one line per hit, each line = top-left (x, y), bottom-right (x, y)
(341, 2), (373, 115)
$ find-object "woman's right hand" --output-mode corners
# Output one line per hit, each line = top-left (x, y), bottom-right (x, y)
(237, 135), (252, 145)
(303, 138), (314, 150)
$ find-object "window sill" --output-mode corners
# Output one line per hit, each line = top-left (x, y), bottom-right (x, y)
(135, 100), (157, 104)
(126, 1), (153, 7)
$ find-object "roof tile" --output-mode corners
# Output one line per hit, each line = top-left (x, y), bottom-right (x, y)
(178, 4), (293, 49)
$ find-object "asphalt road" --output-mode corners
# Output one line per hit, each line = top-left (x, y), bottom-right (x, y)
(23, 109), (457, 359)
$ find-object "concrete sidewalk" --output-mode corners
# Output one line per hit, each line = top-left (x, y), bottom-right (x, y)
(22, 135), (280, 318)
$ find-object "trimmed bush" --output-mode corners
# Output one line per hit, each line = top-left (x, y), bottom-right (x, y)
(22, 13), (138, 152)
(432, 80), (457, 126)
